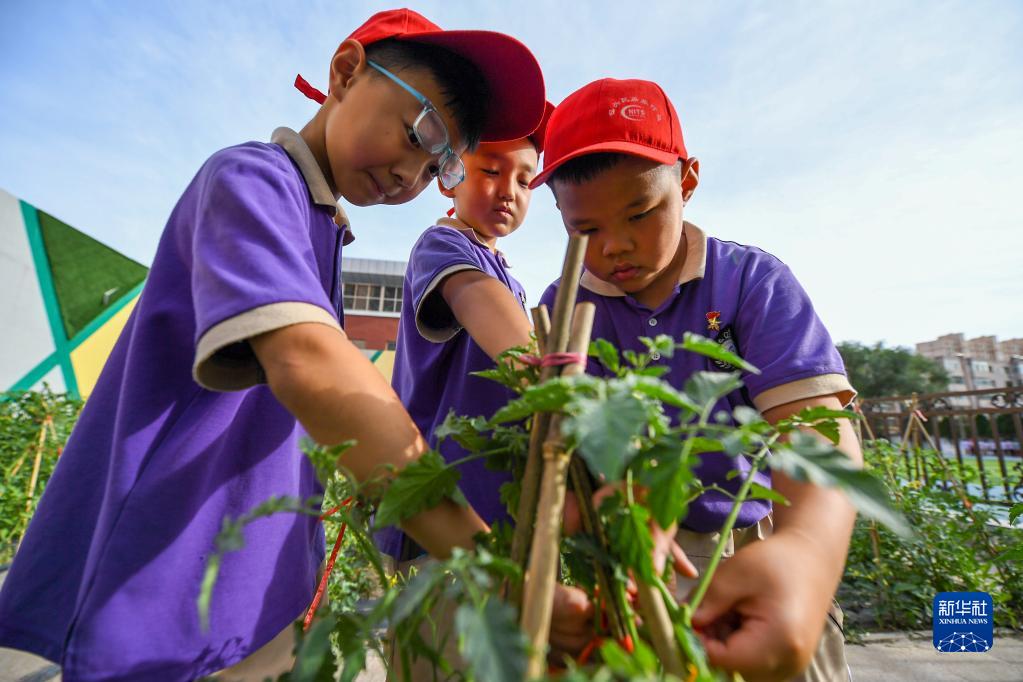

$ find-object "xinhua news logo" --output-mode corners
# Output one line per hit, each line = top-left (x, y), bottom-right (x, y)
(933, 592), (993, 653)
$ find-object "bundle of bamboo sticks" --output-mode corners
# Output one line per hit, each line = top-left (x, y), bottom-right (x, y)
(510, 235), (685, 678)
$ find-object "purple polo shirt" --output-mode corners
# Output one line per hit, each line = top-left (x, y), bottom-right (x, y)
(541, 222), (854, 533)
(377, 219), (529, 559)
(0, 128), (352, 681)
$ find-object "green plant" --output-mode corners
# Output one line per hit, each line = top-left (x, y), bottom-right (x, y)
(200, 333), (906, 681)
(0, 386), (82, 564)
(840, 440), (1023, 634)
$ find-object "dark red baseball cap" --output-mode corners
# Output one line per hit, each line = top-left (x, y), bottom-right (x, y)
(295, 8), (546, 143)
(528, 101), (556, 154)
(529, 78), (687, 188)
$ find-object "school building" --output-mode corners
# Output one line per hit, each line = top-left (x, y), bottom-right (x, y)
(1, 187), (402, 398)
(916, 333), (1023, 407)
(340, 256), (407, 378)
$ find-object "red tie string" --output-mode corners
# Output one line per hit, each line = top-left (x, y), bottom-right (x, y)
(294, 74), (327, 105)
(519, 352), (588, 368)
(303, 496), (354, 631)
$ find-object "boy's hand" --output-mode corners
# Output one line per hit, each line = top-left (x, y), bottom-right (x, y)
(652, 521), (698, 579)
(549, 583), (595, 655)
(689, 531), (835, 682)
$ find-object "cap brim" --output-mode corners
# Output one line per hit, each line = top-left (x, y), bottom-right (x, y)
(399, 30), (545, 143)
(529, 140), (680, 189)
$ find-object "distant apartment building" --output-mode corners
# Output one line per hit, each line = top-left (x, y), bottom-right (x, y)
(916, 333), (1023, 405)
(341, 257), (407, 380)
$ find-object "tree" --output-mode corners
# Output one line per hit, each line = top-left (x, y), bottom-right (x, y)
(838, 341), (949, 399)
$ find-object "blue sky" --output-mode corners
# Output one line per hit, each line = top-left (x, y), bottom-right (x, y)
(2, 0), (1021, 348)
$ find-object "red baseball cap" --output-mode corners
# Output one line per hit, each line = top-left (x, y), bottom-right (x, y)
(294, 8), (546, 143)
(529, 78), (687, 188)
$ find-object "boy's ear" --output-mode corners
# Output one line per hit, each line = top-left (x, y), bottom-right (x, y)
(329, 39), (368, 102)
(437, 177), (456, 200)
(681, 157), (700, 204)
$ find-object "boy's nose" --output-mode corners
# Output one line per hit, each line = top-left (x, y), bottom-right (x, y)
(602, 231), (632, 257)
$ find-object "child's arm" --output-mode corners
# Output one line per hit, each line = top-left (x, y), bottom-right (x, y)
(250, 322), (487, 557)
(690, 393), (860, 681)
(440, 270), (533, 359)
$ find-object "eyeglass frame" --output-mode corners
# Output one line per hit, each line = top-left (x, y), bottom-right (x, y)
(366, 59), (465, 189)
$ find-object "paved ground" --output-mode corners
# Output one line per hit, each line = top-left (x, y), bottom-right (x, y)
(845, 630), (1023, 682)
(3, 619), (1020, 682)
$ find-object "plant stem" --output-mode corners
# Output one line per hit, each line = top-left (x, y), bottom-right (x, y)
(687, 440), (775, 615)
(567, 455), (630, 642)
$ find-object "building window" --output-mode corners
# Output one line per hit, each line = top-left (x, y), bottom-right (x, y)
(381, 285), (403, 313)
(972, 360), (990, 373)
(386, 341), (396, 351)
(343, 281), (403, 313)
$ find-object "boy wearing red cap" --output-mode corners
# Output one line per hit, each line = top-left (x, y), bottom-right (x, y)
(536, 79), (857, 682)
(376, 105), (603, 674)
(0, 9), (558, 681)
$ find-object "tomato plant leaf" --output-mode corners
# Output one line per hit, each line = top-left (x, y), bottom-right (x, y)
(610, 503), (656, 583)
(591, 338), (621, 374)
(375, 451), (467, 528)
(684, 371), (743, 409)
(563, 392), (647, 481)
(680, 332), (760, 374)
(770, 432), (911, 537)
(455, 599), (528, 682)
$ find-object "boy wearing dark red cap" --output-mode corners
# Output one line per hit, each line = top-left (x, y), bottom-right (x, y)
(536, 79), (857, 682)
(0, 9), (556, 681)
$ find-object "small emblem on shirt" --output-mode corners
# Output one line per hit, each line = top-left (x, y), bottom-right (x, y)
(706, 311), (721, 331)
(712, 326), (738, 371)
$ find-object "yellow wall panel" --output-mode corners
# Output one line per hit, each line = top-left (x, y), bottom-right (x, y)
(372, 350), (395, 382)
(70, 296), (138, 398)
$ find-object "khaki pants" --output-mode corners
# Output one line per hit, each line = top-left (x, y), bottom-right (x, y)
(210, 623), (298, 682)
(675, 515), (851, 682)
(386, 516), (850, 682)
(211, 570), (327, 682)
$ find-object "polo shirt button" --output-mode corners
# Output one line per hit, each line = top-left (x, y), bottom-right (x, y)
(648, 318), (658, 327)
(650, 351), (661, 361)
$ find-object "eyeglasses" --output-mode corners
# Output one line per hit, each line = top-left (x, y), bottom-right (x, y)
(367, 60), (465, 189)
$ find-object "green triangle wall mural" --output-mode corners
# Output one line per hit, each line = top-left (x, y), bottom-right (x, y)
(38, 211), (148, 340)
(1, 188), (148, 399)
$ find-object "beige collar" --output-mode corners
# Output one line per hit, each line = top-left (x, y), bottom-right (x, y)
(579, 221), (707, 297)
(436, 216), (502, 256)
(271, 127), (353, 244)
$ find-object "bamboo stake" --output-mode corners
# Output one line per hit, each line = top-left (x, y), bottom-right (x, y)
(506, 306), (554, 605)
(521, 302), (595, 679)
(510, 236), (588, 597)
(24, 416), (51, 516)
(530, 303), (631, 645)
(635, 580), (685, 677)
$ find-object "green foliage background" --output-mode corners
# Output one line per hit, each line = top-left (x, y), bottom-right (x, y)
(838, 341), (949, 398)
(0, 387), (82, 564)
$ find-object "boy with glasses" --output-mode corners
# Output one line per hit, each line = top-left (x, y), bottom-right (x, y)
(0, 9), (565, 681)
(536, 78), (857, 682)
